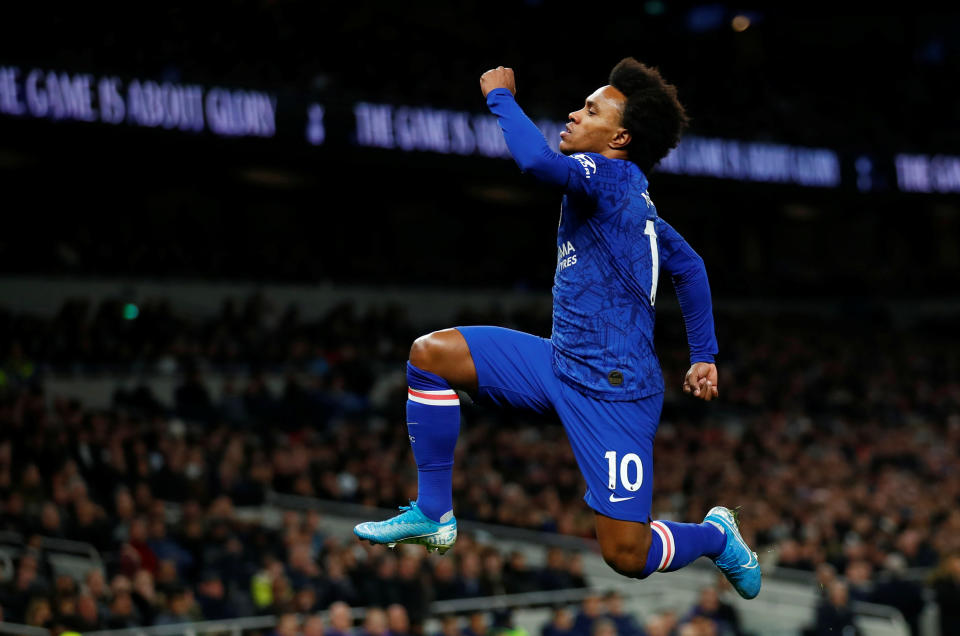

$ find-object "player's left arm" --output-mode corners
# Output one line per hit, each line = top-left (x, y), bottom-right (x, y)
(658, 219), (720, 402)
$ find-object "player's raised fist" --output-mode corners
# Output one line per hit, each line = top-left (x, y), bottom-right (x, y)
(480, 66), (516, 98)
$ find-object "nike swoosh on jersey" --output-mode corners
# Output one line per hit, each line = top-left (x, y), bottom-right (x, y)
(608, 494), (635, 503)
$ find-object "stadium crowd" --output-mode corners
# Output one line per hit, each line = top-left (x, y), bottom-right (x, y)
(0, 296), (959, 635)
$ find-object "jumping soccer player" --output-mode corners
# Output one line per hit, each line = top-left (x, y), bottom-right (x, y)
(355, 59), (761, 598)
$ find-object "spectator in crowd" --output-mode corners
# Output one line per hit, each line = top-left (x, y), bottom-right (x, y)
(362, 607), (391, 636)
(603, 591), (644, 636)
(195, 569), (236, 620)
(435, 614), (462, 636)
(106, 591), (141, 629)
(304, 613), (326, 636)
(273, 612), (301, 636)
(683, 586), (741, 636)
(809, 581), (859, 636)
(432, 557), (462, 601)
(542, 606), (575, 636)
(870, 554), (924, 636)
(153, 584), (200, 625)
(328, 600), (356, 636)
(387, 603), (413, 636)
(643, 612), (677, 636)
(590, 619), (617, 636)
(931, 553), (960, 636)
(462, 611), (490, 636)
(23, 596), (52, 629)
(572, 594), (604, 636)
(504, 552), (538, 595)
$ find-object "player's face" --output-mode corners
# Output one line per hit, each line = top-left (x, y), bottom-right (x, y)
(559, 85), (627, 155)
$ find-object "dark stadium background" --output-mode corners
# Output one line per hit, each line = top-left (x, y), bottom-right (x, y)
(0, 3), (959, 636)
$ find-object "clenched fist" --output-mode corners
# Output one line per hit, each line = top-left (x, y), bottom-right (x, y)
(480, 66), (516, 98)
(683, 362), (719, 402)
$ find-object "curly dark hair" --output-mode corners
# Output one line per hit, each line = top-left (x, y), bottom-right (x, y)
(608, 58), (689, 174)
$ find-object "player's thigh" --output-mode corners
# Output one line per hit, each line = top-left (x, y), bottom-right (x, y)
(555, 389), (663, 523)
(454, 326), (556, 415)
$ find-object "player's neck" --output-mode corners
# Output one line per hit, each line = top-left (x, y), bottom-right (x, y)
(598, 147), (630, 162)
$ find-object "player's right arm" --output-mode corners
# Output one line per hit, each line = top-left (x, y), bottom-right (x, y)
(481, 67), (601, 197)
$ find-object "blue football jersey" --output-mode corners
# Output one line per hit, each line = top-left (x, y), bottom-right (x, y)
(486, 88), (718, 400)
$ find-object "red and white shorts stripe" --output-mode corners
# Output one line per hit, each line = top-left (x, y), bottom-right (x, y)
(650, 521), (676, 572)
(407, 387), (460, 406)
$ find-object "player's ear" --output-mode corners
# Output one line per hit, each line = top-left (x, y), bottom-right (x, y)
(609, 127), (631, 151)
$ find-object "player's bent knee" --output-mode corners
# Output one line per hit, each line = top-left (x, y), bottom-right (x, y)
(409, 330), (469, 375)
(599, 537), (652, 579)
(409, 332), (445, 373)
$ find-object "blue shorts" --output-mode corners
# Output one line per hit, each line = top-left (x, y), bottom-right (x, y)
(456, 326), (662, 523)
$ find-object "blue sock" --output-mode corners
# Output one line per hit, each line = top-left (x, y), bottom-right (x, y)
(406, 361), (460, 523)
(640, 520), (727, 578)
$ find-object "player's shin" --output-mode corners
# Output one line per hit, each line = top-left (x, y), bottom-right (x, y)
(405, 361), (460, 523)
(639, 520), (726, 578)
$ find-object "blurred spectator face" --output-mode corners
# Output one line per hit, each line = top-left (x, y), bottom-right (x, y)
(845, 559), (872, 584)
(398, 555), (419, 580)
(149, 518), (167, 539)
(946, 554), (960, 580)
(364, 608), (389, 636)
(115, 490), (135, 519)
(434, 557), (456, 582)
(461, 552), (481, 579)
(55, 573), (78, 596)
(698, 587), (719, 612)
(133, 569), (155, 599)
(386, 604), (409, 635)
(198, 577), (224, 599)
(85, 568), (106, 598)
(16, 556), (37, 590)
(56, 595), (76, 618)
(25, 597), (52, 626)
(468, 611), (488, 636)
(40, 502), (61, 531)
(377, 556), (397, 579)
(509, 552), (526, 571)
(303, 615), (325, 636)
(75, 497), (97, 525)
(582, 595), (603, 618)
(129, 517), (149, 542)
(77, 594), (98, 625)
(568, 553), (584, 575)
(276, 613), (300, 636)
(645, 612), (677, 636)
(157, 559), (178, 585)
(603, 592), (622, 615)
(171, 590), (194, 616)
(440, 615), (460, 636)
(111, 574), (132, 596)
(111, 592), (134, 619)
(483, 552), (502, 576)
(829, 582), (849, 608)
(591, 618), (617, 636)
(551, 608), (573, 630)
(815, 563), (837, 590)
(295, 587), (317, 612)
(329, 601), (353, 631)
(546, 548), (565, 570)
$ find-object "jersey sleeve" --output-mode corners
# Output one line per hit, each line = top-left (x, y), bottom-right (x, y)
(486, 88), (609, 199)
(658, 219), (719, 364)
